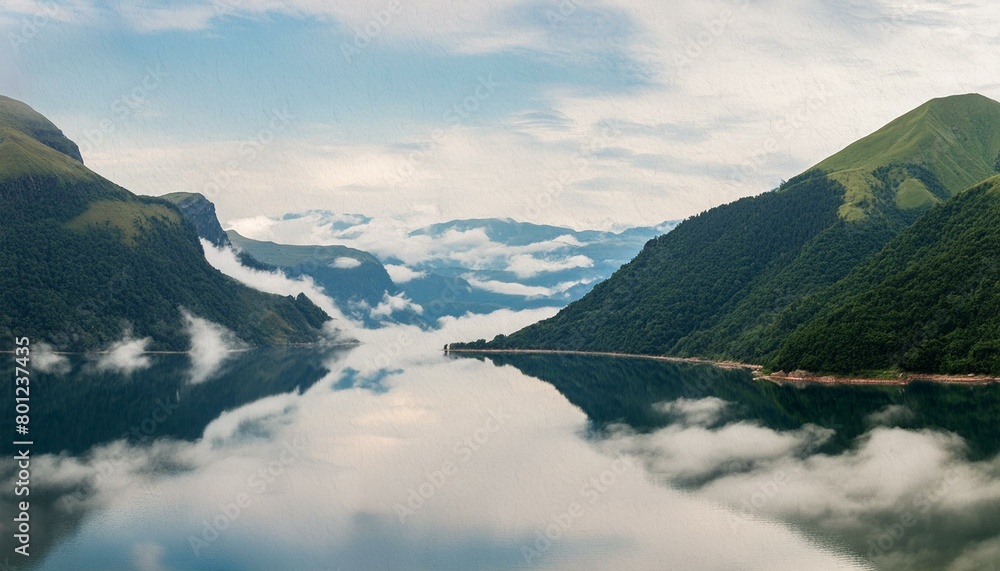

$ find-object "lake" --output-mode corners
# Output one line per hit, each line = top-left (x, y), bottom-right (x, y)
(3, 322), (999, 570)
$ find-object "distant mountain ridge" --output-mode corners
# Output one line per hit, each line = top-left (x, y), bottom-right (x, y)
(222, 210), (679, 324)
(0, 96), (331, 351)
(463, 94), (1000, 376)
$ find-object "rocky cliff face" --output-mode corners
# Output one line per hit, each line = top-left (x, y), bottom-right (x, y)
(160, 192), (231, 247)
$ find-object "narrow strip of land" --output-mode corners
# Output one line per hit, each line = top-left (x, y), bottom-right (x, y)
(445, 348), (1000, 386)
(445, 347), (758, 370)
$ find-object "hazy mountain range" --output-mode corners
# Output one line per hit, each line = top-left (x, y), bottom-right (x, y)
(176, 197), (679, 326)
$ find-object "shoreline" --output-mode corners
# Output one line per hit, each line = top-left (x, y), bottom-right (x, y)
(445, 348), (1000, 386)
(444, 347), (762, 371)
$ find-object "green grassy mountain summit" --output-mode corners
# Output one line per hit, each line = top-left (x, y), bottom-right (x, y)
(463, 94), (1000, 375)
(0, 97), (331, 351)
(818, 93), (1000, 220)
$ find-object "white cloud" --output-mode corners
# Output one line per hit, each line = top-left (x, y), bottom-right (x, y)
(225, 215), (274, 237)
(32, 341), (71, 375)
(15, 314), (1000, 571)
(44, 0), (1000, 234)
(654, 397), (728, 427)
(384, 264), (426, 284)
(199, 239), (348, 325)
(866, 404), (916, 427)
(464, 277), (554, 298)
(181, 309), (244, 384)
(370, 292), (422, 319)
(227, 212), (584, 268)
(332, 256), (362, 269)
(595, 398), (1000, 569)
(200, 391), (302, 445)
(949, 537), (1000, 571)
(26, 316), (870, 571)
(507, 254), (594, 278)
(465, 276), (591, 298)
(92, 335), (152, 374)
(0, 0), (99, 25)
(99, 0), (550, 54)
(606, 415), (832, 483)
(117, 2), (218, 33)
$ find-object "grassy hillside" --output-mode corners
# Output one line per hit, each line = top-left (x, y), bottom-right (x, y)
(0, 97), (330, 351)
(818, 93), (1000, 220)
(0, 94), (83, 163)
(463, 94), (1000, 375)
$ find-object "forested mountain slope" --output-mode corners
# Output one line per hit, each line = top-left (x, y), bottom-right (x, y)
(462, 95), (1000, 375)
(0, 96), (331, 351)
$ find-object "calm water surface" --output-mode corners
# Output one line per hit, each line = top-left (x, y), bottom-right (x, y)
(3, 329), (999, 570)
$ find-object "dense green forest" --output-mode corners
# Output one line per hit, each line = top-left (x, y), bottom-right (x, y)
(457, 94), (1000, 376)
(773, 175), (1000, 375)
(0, 96), (331, 351)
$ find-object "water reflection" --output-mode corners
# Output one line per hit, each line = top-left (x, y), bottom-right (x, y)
(0, 347), (342, 456)
(472, 352), (1000, 458)
(6, 327), (999, 571)
(469, 352), (1000, 570)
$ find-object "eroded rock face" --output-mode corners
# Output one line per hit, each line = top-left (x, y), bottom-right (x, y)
(160, 192), (231, 247)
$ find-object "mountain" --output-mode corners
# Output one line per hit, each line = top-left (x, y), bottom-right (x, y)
(228, 211), (678, 323)
(160, 192), (231, 247)
(158, 195), (404, 326)
(462, 94), (1000, 374)
(771, 174), (1000, 375)
(399, 217), (679, 311)
(226, 230), (398, 323)
(816, 93), (1000, 208)
(0, 96), (331, 351)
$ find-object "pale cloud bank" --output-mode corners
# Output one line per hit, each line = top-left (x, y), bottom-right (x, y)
(92, 335), (152, 374)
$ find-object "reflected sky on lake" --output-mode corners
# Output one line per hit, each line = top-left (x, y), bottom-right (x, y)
(4, 309), (999, 570)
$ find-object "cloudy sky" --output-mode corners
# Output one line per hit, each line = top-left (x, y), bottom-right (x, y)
(2, 0), (999, 230)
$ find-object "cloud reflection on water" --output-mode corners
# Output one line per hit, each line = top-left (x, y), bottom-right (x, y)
(12, 309), (972, 570)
